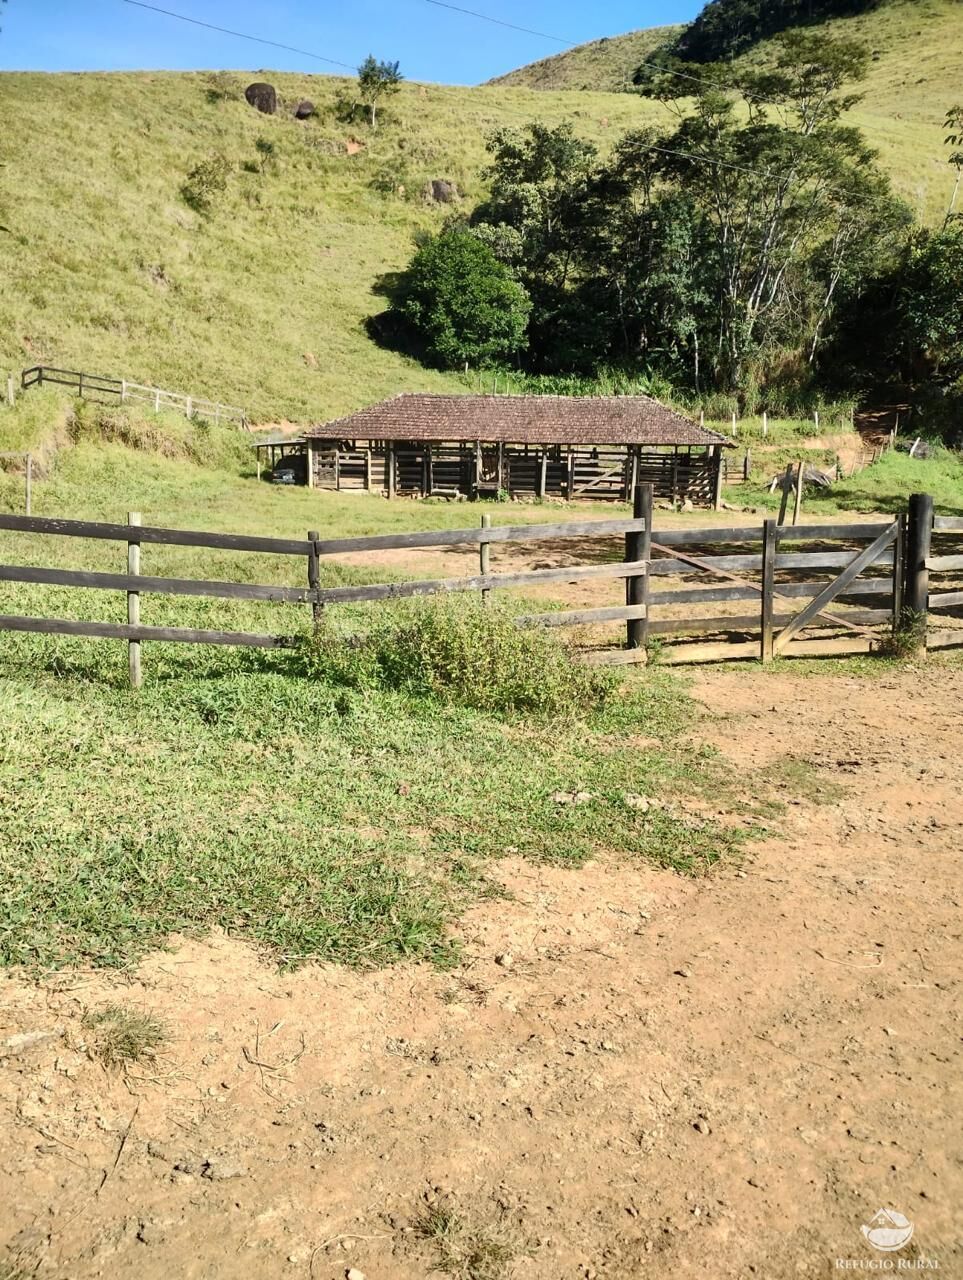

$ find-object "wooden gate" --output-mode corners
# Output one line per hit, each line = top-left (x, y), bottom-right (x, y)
(767, 521), (898, 658)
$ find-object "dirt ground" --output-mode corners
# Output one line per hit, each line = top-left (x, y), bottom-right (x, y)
(1, 663), (961, 1279)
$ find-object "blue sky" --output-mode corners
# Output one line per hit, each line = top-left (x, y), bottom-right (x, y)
(0, 0), (700, 84)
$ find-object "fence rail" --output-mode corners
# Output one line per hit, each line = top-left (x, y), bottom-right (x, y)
(19, 366), (248, 428)
(0, 492), (958, 684)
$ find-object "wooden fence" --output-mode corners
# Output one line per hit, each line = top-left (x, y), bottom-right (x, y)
(0, 489), (958, 686)
(20, 366), (248, 428)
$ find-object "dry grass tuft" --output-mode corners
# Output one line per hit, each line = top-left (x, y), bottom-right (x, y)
(81, 1003), (167, 1069)
(414, 1199), (526, 1280)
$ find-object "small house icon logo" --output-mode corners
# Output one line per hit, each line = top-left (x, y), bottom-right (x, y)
(861, 1208), (915, 1252)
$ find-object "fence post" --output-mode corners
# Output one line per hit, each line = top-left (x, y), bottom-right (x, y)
(792, 459), (805, 525)
(626, 482), (652, 650)
(307, 529), (322, 629)
(78, 372), (84, 399)
(480, 513), (492, 606)
(154, 389), (161, 413)
(902, 492), (933, 652)
(892, 511), (906, 635)
(127, 512), (142, 689)
(762, 410), (768, 437)
(761, 518), (776, 662)
(776, 463), (794, 525)
(743, 449), (751, 482)
(121, 379), (127, 404)
(6, 375), (14, 407)
(24, 454), (32, 516)
(712, 444), (724, 511)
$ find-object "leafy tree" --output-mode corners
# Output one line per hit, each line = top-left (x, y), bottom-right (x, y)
(388, 228), (531, 368)
(357, 55), (402, 128)
(661, 0), (881, 66)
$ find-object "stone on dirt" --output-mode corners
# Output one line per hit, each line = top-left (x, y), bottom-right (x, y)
(0, 1028), (64, 1056)
(201, 1157), (247, 1180)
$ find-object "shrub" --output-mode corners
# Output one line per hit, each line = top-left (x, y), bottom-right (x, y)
(389, 228), (531, 368)
(301, 599), (615, 717)
(181, 154), (232, 215)
(204, 71), (241, 103)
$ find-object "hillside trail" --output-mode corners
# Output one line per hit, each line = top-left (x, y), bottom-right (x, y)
(1, 663), (960, 1279)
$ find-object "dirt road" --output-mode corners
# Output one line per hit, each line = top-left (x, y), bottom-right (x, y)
(1, 663), (960, 1278)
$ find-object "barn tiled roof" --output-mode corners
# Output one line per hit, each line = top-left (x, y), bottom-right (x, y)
(305, 394), (728, 447)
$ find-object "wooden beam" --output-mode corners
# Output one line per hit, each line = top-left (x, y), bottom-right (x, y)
(0, 513), (309, 556)
(0, 563), (317, 603)
(516, 605), (646, 629)
(0, 615), (297, 648)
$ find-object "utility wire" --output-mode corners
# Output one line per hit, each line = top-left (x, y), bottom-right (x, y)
(421, 0), (737, 93)
(119, 0), (358, 71)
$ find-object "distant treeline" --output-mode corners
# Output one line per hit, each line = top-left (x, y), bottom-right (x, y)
(658, 0), (884, 64)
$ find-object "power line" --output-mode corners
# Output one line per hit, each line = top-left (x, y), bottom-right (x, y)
(424, 0), (570, 46)
(119, 0), (358, 71)
(421, 0), (734, 94)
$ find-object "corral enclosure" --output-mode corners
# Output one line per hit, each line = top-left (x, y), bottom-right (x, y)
(1, 488), (961, 681)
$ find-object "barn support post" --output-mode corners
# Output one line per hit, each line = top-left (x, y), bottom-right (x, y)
(480, 513), (492, 607)
(625, 482), (652, 650)
(712, 445), (723, 510)
(307, 529), (322, 629)
(127, 512), (142, 690)
(387, 443), (396, 499)
(902, 492), (933, 653)
(306, 441), (314, 489)
(538, 450), (547, 499)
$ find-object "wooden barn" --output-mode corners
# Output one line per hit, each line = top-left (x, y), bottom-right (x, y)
(295, 394), (730, 506)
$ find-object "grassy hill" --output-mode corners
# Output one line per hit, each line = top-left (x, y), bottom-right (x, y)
(0, 73), (659, 425)
(0, 0), (959, 427)
(487, 24), (685, 92)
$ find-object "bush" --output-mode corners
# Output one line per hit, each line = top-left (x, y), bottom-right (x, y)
(181, 154), (232, 215)
(388, 228), (532, 368)
(301, 599), (615, 717)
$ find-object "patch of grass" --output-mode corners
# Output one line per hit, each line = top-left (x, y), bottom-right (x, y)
(0, 419), (753, 971)
(762, 756), (848, 809)
(414, 1200), (526, 1280)
(81, 1003), (167, 1068)
(731, 447), (963, 516)
(301, 599), (617, 716)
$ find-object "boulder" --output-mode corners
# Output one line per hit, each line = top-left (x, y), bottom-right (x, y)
(294, 99), (316, 120)
(245, 82), (278, 115)
(423, 178), (459, 204)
